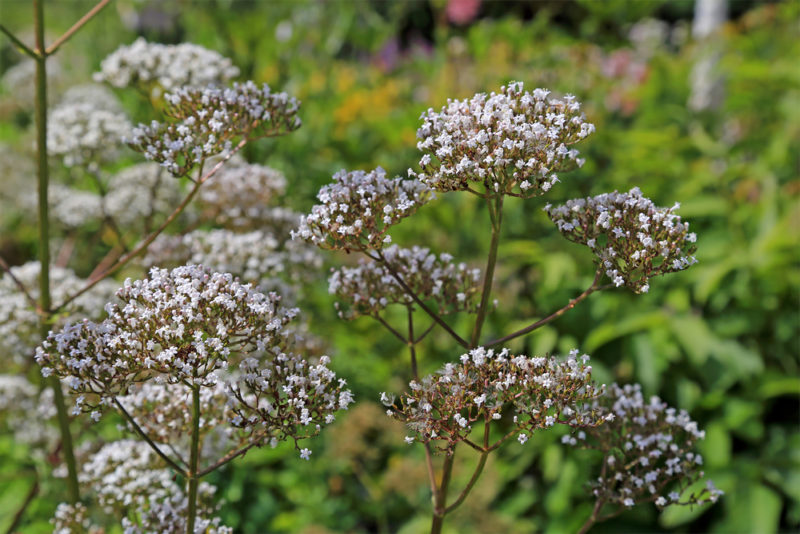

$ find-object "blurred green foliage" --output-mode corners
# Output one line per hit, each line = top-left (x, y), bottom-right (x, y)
(0, 1), (797, 532)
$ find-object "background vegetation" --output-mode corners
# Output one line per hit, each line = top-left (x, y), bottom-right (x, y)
(0, 1), (797, 532)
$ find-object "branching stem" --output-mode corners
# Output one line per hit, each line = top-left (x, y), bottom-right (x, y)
(45, 0), (111, 56)
(485, 270), (607, 347)
(373, 249), (469, 348)
(113, 398), (187, 477)
(32, 0), (80, 503)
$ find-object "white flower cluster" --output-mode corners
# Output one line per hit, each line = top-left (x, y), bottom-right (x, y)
(47, 100), (131, 167)
(144, 229), (321, 287)
(568, 383), (723, 511)
(104, 162), (184, 228)
(36, 265), (296, 398)
(94, 37), (240, 92)
(389, 348), (605, 453)
(59, 83), (125, 113)
(117, 381), (240, 456)
(80, 439), (230, 532)
(0, 262), (117, 365)
(0, 374), (58, 449)
(294, 167), (432, 251)
(36, 265), (351, 457)
(121, 495), (233, 534)
(227, 351), (355, 456)
(197, 157), (288, 229)
(328, 245), (481, 319)
(2, 58), (62, 108)
(416, 81), (595, 196)
(545, 187), (698, 293)
(127, 81), (301, 177)
(51, 502), (101, 534)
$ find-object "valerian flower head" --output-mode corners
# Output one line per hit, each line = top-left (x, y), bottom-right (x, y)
(36, 265), (297, 398)
(328, 245), (481, 319)
(567, 383), (722, 512)
(104, 162), (184, 229)
(48, 101), (132, 167)
(127, 81), (301, 177)
(94, 37), (240, 93)
(227, 352), (354, 457)
(144, 229), (321, 288)
(51, 502), (102, 534)
(390, 347), (605, 453)
(196, 156), (288, 229)
(79, 439), (231, 532)
(416, 81), (595, 197)
(36, 265), (351, 454)
(293, 167), (432, 251)
(545, 187), (697, 293)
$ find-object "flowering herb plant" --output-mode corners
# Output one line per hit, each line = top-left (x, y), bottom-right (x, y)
(296, 81), (718, 533)
(0, 3), (722, 531)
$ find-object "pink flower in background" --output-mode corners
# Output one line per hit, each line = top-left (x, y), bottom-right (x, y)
(446, 0), (481, 25)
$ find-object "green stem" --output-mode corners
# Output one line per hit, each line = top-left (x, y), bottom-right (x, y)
(407, 306), (419, 380)
(33, 0), (80, 504)
(113, 399), (187, 476)
(470, 195), (504, 347)
(485, 270), (606, 348)
(576, 497), (606, 534)
(186, 386), (201, 534)
(429, 195), (505, 534)
(430, 450), (456, 534)
(374, 249), (469, 348)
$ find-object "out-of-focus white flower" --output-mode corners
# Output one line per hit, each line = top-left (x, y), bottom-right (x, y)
(95, 37), (239, 92)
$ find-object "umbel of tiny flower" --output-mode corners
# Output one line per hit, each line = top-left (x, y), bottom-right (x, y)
(416, 81), (595, 197)
(293, 167), (432, 251)
(150, 229), (321, 286)
(95, 37), (240, 93)
(566, 383), (723, 513)
(127, 81), (301, 177)
(196, 155), (288, 229)
(78, 439), (232, 532)
(545, 187), (698, 294)
(47, 100), (131, 168)
(328, 244), (482, 320)
(386, 348), (607, 453)
(36, 265), (351, 459)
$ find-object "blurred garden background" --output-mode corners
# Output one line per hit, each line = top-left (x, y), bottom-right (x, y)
(0, 0), (798, 532)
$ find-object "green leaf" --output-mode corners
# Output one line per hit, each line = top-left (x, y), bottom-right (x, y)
(584, 311), (667, 352)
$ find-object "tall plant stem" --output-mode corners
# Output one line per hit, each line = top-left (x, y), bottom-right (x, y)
(444, 420), (490, 514)
(33, 0), (80, 504)
(430, 194), (505, 534)
(408, 308), (440, 507)
(470, 194), (504, 347)
(430, 450), (456, 534)
(186, 386), (201, 534)
(407, 306), (419, 379)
